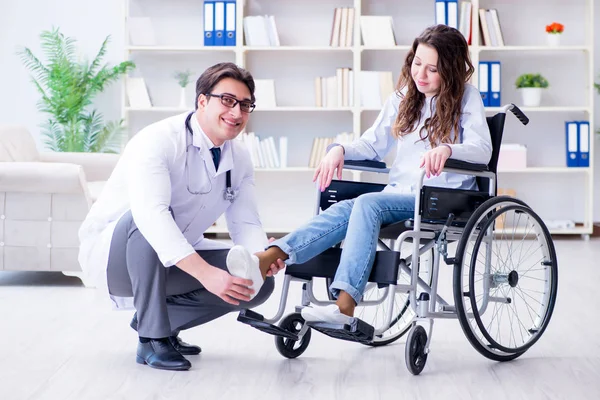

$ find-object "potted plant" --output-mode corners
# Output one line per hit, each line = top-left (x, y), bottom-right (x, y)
(545, 22), (564, 46)
(18, 28), (135, 153)
(173, 70), (193, 108)
(515, 73), (549, 107)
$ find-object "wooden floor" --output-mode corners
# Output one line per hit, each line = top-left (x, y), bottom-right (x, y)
(1, 238), (599, 400)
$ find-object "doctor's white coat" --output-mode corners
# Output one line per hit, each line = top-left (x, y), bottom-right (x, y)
(78, 112), (268, 307)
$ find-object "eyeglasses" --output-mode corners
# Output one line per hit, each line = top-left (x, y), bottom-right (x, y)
(205, 93), (256, 113)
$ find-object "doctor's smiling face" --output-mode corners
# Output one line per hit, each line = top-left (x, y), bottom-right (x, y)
(195, 63), (256, 147)
(197, 78), (251, 146)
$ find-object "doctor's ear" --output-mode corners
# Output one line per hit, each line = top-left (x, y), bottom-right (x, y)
(197, 94), (207, 110)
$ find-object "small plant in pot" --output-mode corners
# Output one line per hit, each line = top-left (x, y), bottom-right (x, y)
(515, 73), (549, 107)
(173, 70), (193, 108)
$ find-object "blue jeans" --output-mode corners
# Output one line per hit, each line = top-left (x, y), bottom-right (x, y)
(271, 192), (415, 304)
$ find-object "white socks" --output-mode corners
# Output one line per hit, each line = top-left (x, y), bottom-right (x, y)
(226, 245), (263, 300)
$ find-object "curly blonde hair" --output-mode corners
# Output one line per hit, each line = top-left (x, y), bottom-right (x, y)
(392, 25), (474, 147)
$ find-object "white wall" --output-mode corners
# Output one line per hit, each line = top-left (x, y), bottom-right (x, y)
(0, 0), (598, 220)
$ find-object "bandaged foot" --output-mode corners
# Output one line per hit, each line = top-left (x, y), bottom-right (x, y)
(226, 245), (263, 300)
(300, 304), (353, 325)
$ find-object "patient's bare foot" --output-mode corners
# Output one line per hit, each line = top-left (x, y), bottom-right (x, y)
(336, 291), (356, 317)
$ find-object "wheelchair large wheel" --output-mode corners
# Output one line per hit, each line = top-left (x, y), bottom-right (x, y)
(358, 247), (434, 347)
(454, 196), (558, 361)
(274, 313), (312, 359)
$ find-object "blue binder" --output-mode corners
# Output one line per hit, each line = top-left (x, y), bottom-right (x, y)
(577, 121), (590, 167)
(478, 61), (490, 106)
(565, 121), (579, 167)
(435, 0), (458, 28)
(224, 0), (236, 46)
(489, 61), (501, 107)
(204, 0), (215, 46)
(446, 0), (458, 29)
(214, 1), (225, 46)
(435, 0), (446, 25)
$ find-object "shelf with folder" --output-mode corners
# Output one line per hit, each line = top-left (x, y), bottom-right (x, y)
(122, 0), (595, 236)
(126, 46), (236, 53)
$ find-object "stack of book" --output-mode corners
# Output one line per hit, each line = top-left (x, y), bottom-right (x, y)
(330, 7), (355, 47)
(360, 16), (396, 47)
(243, 15), (280, 46)
(315, 68), (353, 108)
(308, 132), (354, 168)
(240, 132), (287, 169)
(479, 8), (504, 46)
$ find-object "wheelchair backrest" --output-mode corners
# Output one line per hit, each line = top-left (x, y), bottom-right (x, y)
(477, 112), (506, 193)
(320, 180), (385, 212)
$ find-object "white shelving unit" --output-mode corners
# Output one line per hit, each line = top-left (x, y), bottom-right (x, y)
(122, 0), (594, 237)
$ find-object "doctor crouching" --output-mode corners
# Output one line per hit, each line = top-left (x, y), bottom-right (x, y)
(78, 62), (284, 371)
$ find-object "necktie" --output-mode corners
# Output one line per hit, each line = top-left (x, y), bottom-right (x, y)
(210, 147), (221, 170)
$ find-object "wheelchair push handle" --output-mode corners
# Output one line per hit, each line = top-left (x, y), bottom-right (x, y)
(504, 103), (529, 126)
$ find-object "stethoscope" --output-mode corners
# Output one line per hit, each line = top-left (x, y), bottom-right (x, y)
(184, 112), (236, 202)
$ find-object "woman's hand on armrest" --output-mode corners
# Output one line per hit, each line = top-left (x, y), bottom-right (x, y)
(313, 145), (345, 192)
(420, 145), (452, 178)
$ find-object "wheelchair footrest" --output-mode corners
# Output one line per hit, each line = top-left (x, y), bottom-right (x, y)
(307, 317), (374, 344)
(236, 309), (299, 340)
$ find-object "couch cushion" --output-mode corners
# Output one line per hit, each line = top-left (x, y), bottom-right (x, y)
(0, 126), (40, 162)
(87, 181), (106, 202)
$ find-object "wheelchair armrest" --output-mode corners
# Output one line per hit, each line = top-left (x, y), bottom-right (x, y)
(444, 159), (488, 172)
(343, 160), (390, 173)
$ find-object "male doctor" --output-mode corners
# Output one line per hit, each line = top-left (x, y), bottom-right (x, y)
(78, 62), (283, 371)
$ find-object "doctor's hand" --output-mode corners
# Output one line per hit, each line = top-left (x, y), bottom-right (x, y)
(313, 145), (345, 192)
(200, 266), (255, 305)
(420, 145), (452, 179)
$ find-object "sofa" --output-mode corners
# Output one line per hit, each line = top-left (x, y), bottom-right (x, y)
(0, 125), (119, 284)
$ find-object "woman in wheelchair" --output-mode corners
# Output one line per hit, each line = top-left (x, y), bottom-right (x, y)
(227, 24), (492, 324)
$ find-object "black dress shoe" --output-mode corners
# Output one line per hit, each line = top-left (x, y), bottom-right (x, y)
(136, 338), (191, 371)
(131, 313), (202, 355)
(169, 336), (202, 355)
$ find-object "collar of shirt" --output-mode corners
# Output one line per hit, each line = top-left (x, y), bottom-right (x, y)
(189, 111), (232, 174)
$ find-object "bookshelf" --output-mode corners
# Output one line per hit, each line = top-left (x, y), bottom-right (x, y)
(122, 0), (595, 237)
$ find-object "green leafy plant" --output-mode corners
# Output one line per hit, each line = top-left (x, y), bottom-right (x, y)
(18, 27), (135, 153)
(173, 70), (193, 88)
(515, 73), (549, 89)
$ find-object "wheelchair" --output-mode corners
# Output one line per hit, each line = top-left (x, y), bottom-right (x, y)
(237, 104), (558, 375)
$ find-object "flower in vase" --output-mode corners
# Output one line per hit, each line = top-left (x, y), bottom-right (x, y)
(545, 22), (564, 34)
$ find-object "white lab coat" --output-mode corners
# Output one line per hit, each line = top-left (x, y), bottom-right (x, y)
(78, 112), (268, 308)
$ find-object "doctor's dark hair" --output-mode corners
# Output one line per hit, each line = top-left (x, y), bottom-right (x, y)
(195, 62), (255, 109)
(393, 24), (474, 147)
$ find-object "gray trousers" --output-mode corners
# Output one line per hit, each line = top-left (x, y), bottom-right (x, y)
(106, 210), (274, 338)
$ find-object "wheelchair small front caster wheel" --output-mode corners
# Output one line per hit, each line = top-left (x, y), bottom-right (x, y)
(405, 325), (428, 375)
(275, 313), (311, 359)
